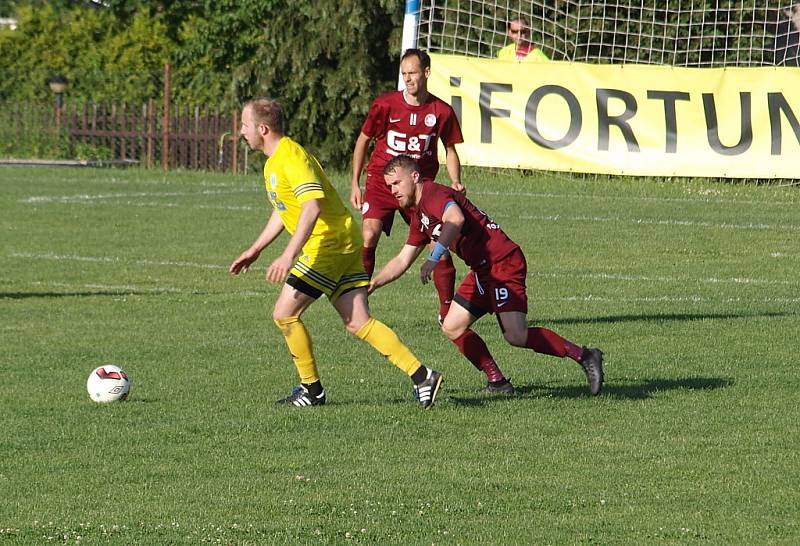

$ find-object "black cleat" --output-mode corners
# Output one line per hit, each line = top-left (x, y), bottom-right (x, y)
(486, 378), (515, 394)
(276, 385), (326, 407)
(579, 348), (604, 395)
(414, 369), (443, 409)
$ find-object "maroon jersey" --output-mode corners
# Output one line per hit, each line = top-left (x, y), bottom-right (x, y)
(406, 182), (519, 269)
(362, 91), (463, 187)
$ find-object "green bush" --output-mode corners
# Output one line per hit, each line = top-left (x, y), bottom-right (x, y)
(0, 100), (117, 161)
(0, 1), (403, 168)
(0, 104), (63, 159)
(73, 142), (113, 161)
(240, 0), (402, 168)
(0, 4), (175, 105)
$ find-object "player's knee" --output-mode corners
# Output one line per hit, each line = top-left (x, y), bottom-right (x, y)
(502, 328), (527, 347)
(361, 222), (382, 246)
(342, 317), (366, 335)
(362, 230), (380, 247)
(441, 320), (465, 341)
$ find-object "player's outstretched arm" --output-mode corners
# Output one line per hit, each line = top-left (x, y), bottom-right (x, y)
(350, 132), (371, 210)
(369, 244), (425, 294)
(229, 210), (285, 275)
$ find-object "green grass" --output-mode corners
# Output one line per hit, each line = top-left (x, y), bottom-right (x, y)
(1, 166), (799, 544)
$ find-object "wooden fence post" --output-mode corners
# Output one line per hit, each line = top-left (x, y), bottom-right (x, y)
(162, 63), (171, 171)
(231, 110), (239, 174)
(146, 100), (153, 168)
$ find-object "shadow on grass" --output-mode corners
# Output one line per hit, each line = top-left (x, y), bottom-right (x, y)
(2, 291), (133, 299)
(1, 290), (210, 299)
(542, 311), (794, 325)
(449, 376), (734, 406)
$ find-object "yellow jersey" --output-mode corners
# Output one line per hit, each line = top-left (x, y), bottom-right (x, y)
(264, 137), (363, 255)
(497, 43), (549, 62)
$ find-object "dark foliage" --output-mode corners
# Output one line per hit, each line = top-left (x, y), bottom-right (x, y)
(0, 0), (403, 168)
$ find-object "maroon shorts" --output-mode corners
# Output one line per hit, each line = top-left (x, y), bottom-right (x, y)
(362, 170), (431, 236)
(454, 247), (528, 317)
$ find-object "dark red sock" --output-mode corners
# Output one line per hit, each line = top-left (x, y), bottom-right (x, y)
(452, 330), (506, 382)
(433, 254), (456, 319)
(526, 327), (583, 362)
(362, 246), (376, 277)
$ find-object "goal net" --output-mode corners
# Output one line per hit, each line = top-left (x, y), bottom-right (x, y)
(415, 1), (800, 67)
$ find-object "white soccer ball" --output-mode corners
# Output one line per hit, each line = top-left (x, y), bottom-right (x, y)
(86, 365), (130, 403)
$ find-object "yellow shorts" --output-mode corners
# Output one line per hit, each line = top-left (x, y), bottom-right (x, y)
(288, 249), (369, 303)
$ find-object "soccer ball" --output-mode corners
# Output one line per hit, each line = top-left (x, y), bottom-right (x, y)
(86, 365), (130, 403)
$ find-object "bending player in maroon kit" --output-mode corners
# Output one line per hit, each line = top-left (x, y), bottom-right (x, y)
(369, 155), (605, 396)
(351, 48), (464, 325)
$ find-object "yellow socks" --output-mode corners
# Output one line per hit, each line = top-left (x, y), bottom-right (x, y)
(274, 316), (423, 382)
(274, 316), (319, 384)
(355, 318), (422, 377)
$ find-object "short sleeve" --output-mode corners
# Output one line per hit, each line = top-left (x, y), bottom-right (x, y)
(406, 215), (430, 247)
(284, 148), (325, 203)
(361, 100), (387, 138)
(439, 106), (464, 146)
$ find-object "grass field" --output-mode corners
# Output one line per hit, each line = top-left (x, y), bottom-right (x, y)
(1, 165), (799, 544)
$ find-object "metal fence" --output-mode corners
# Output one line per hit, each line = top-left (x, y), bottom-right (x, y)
(2, 101), (245, 172)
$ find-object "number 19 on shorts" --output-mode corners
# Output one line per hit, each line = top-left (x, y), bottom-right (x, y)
(495, 287), (509, 305)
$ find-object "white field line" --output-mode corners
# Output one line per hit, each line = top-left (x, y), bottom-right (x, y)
(22, 197), (796, 229)
(530, 271), (797, 287)
(32, 175), (242, 188)
(9, 252), (795, 288)
(32, 281), (185, 294)
(75, 201), (259, 211)
(20, 188), (254, 204)
(10, 252), (227, 270)
(19, 190), (798, 231)
(515, 213), (800, 232)
(470, 189), (799, 208)
(19, 280), (264, 297)
(22, 187), (799, 209)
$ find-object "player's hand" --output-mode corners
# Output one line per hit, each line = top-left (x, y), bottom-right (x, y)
(451, 181), (466, 194)
(367, 280), (378, 295)
(350, 185), (363, 211)
(266, 254), (293, 284)
(229, 249), (260, 275)
(420, 259), (436, 284)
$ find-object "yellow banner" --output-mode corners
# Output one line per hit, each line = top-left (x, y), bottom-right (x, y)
(429, 53), (800, 178)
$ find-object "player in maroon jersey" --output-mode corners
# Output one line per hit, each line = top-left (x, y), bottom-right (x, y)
(350, 48), (464, 324)
(369, 155), (605, 396)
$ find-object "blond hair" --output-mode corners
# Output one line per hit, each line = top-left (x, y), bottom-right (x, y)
(244, 98), (284, 133)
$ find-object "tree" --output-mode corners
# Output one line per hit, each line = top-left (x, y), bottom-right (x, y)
(0, 0), (404, 168)
(0, 0), (17, 17)
(244, 0), (402, 167)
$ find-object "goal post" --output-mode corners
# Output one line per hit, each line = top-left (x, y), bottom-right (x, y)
(399, 0), (422, 89)
(399, 1), (800, 179)
(407, 1), (798, 68)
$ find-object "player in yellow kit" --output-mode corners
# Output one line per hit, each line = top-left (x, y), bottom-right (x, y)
(229, 98), (443, 408)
